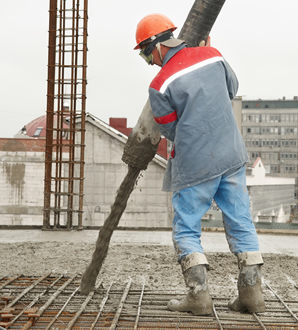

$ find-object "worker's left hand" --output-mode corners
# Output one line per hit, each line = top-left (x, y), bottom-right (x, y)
(199, 36), (211, 47)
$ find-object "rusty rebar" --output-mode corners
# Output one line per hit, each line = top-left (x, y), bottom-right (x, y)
(43, 0), (57, 229)
(43, 0), (88, 229)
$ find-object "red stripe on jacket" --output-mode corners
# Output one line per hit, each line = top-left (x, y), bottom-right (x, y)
(150, 47), (222, 92)
(154, 111), (178, 125)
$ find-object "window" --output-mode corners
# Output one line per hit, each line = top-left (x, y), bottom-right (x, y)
(274, 127), (278, 134)
(243, 114), (247, 122)
(271, 165), (278, 173)
(33, 127), (43, 137)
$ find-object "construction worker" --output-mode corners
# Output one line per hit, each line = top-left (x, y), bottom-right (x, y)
(134, 13), (265, 315)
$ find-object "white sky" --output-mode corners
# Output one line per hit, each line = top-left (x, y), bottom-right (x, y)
(1, 0), (298, 138)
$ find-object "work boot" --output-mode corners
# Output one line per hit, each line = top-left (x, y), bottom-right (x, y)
(229, 252), (265, 313)
(168, 264), (213, 315)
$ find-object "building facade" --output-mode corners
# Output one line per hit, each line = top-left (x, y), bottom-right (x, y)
(0, 115), (173, 228)
(241, 99), (298, 202)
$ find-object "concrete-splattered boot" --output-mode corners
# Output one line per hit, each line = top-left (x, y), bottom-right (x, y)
(168, 263), (213, 315)
(229, 251), (265, 313)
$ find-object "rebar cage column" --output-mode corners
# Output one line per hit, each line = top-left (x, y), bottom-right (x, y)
(43, 0), (88, 229)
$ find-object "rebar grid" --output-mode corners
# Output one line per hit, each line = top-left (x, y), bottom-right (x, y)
(43, 0), (88, 230)
(1, 275), (298, 329)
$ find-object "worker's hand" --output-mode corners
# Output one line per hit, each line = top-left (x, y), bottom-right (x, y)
(199, 36), (211, 47)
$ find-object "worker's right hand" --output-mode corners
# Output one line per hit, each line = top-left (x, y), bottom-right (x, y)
(199, 36), (211, 47)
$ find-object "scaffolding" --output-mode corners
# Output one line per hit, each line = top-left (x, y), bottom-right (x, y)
(43, 0), (88, 230)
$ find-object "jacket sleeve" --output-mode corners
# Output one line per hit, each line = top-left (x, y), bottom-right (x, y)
(149, 87), (178, 142)
(223, 59), (239, 100)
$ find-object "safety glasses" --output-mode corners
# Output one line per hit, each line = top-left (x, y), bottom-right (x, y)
(139, 31), (173, 65)
(139, 48), (154, 65)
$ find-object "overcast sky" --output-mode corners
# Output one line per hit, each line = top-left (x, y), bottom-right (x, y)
(1, 0), (298, 138)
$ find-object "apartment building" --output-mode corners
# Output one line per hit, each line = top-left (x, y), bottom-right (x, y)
(241, 98), (298, 201)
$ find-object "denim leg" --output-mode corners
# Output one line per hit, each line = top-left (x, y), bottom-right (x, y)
(172, 179), (220, 262)
(214, 166), (260, 255)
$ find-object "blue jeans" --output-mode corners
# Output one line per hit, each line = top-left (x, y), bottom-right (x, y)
(172, 165), (260, 262)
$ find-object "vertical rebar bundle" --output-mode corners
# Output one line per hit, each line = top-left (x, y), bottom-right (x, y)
(43, 0), (88, 230)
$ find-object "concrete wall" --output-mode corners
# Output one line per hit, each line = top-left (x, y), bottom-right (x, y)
(231, 97), (243, 132)
(0, 150), (45, 225)
(81, 120), (173, 228)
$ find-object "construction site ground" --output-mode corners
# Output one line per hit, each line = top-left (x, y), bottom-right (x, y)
(1, 229), (298, 329)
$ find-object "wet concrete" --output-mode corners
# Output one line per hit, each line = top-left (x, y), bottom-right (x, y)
(1, 229), (297, 256)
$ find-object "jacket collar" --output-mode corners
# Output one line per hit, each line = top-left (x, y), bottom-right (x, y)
(162, 43), (187, 67)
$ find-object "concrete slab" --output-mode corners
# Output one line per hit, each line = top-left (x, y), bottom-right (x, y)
(1, 229), (298, 256)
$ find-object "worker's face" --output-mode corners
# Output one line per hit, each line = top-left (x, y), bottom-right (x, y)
(151, 47), (163, 67)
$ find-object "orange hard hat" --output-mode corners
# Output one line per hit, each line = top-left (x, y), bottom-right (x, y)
(134, 13), (177, 50)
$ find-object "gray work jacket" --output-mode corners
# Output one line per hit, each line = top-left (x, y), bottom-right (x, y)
(148, 45), (249, 192)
